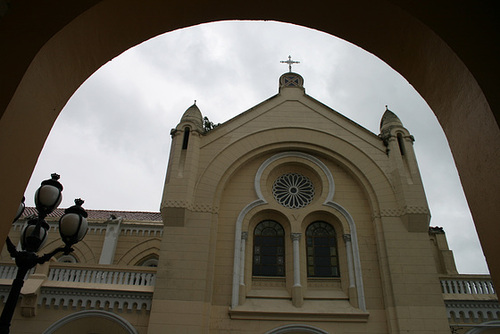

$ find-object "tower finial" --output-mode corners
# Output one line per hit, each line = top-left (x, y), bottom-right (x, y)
(280, 55), (300, 72)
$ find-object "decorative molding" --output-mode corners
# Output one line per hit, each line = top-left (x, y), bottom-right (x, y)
(446, 300), (500, 322)
(241, 232), (248, 240)
(323, 201), (365, 311)
(254, 151), (335, 201)
(264, 324), (329, 334)
(291, 233), (302, 241)
(163, 200), (218, 213)
(231, 151), (366, 313)
(120, 224), (163, 237)
(374, 206), (430, 218)
(252, 278), (286, 288)
(229, 308), (369, 322)
(343, 234), (352, 242)
(307, 279), (341, 289)
(39, 287), (153, 312)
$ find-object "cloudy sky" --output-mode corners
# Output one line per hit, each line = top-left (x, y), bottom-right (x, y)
(23, 21), (488, 274)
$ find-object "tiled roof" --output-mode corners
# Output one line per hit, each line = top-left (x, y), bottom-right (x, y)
(22, 207), (162, 222)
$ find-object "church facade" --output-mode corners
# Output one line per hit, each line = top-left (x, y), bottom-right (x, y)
(0, 72), (498, 333)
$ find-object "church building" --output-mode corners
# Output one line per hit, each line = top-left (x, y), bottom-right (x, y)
(150, 70), (454, 333)
(0, 71), (498, 333)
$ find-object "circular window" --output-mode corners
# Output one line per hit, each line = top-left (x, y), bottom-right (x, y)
(272, 173), (315, 208)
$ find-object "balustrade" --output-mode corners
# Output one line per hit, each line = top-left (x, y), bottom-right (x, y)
(441, 277), (496, 295)
(0, 263), (155, 287)
(47, 267), (156, 286)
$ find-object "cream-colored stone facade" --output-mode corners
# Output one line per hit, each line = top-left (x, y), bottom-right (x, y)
(0, 73), (498, 333)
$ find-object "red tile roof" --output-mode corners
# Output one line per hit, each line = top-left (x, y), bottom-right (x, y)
(22, 207), (162, 221)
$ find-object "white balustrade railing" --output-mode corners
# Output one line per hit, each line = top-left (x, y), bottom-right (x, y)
(441, 277), (496, 295)
(0, 263), (156, 287)
(47, 267), (156, 286)
(0, 265), (35, 280)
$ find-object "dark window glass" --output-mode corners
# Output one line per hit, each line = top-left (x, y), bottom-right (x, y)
(253, 220), (285, 276)
(306, 221), (339, 277)
(182, 127), (190, 149)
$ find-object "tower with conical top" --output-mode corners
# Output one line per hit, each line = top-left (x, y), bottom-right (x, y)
(379, 106), (430, 232)
(161, 102), (204, 226)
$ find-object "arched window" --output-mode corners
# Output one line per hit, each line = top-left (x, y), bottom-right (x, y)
(182, 127), (190, 149)
(57, 254), (77, 263)
(397, 132), (406, 156)
(253, 220), (285, 276)
(306, 221), (339, 277)
(137, 255), (159, 267)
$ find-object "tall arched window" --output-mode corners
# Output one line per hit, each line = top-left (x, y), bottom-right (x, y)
(306, 221), (339, 277)
(253, 220), (285, 276)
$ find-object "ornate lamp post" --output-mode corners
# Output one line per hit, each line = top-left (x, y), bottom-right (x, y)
(0, 174), (88, 334)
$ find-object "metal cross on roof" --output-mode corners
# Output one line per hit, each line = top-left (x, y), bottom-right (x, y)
(280, 55), (300, 72)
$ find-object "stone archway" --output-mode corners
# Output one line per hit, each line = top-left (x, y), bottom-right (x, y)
(264, 324), (329, 334)
(42, 310), (138, 334)
(1, 1), (498, 287)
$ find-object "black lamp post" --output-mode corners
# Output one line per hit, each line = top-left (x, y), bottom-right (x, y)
(0, 174), (88, 334)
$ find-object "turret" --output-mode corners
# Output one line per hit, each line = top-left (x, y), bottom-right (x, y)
(379, 107), (430, 232)
(160, 102), (204, 226)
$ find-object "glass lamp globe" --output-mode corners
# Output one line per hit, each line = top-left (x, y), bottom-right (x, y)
(20, 219), (50, 253)
(34, 173), (63, 216)
(59, 199), (88, 247)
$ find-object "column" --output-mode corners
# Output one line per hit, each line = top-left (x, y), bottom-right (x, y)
(291, 233), (303, 307)
(99, 216), (122, 265)
(343, 233), (357, 306)
(239, 232), (248, 305)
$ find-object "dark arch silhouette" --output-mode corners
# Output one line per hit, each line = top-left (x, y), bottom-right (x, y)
(0, 1), (498, 288)
(42, 310), (138, 334)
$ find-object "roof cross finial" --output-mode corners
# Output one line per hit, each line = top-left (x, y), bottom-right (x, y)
(280, 55), (300, 73)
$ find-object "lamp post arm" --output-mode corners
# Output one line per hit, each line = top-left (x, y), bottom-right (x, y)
(37, 245), (73, 265)
(4, 238), (18, 259)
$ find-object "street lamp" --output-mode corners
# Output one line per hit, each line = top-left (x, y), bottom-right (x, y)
(0, 173), (88, 334)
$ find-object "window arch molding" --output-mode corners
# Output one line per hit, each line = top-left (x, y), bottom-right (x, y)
(264, 324), (329, 334)
(116, 238), (161, 266)
(41, 238), (96, 264)
(231, 151), (366, 312)
(252, 220), (287, 277)
(305, 221), (340, 278)
(299, 210), (352, 288)
(300, 210), (350, 235)
(245, 210), (292, 281)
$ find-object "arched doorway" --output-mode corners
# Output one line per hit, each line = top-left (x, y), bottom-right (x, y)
(42, 310), (138, 334)
(1, 0), (498, 287)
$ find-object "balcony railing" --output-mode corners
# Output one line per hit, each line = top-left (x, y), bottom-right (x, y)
(0, 262), (156, 288)
(441, 275), (496, 295)
(48, 265), (156, 286)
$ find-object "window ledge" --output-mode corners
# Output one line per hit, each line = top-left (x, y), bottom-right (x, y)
(229, 298), (369, 322)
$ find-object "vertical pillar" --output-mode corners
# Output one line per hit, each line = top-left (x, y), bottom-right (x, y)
(343, 233), (357, 306)
(239, 232), (248, 304)
(291, 233), (303, 307)
(99, 216), (122, 265)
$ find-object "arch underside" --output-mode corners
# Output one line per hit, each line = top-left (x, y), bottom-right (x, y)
(0, 1), (498, 288)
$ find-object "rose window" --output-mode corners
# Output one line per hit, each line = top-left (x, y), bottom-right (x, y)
(272, 173), (315, 209)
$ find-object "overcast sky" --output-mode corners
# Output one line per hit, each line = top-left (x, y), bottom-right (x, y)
(23, 21), (488, 274)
